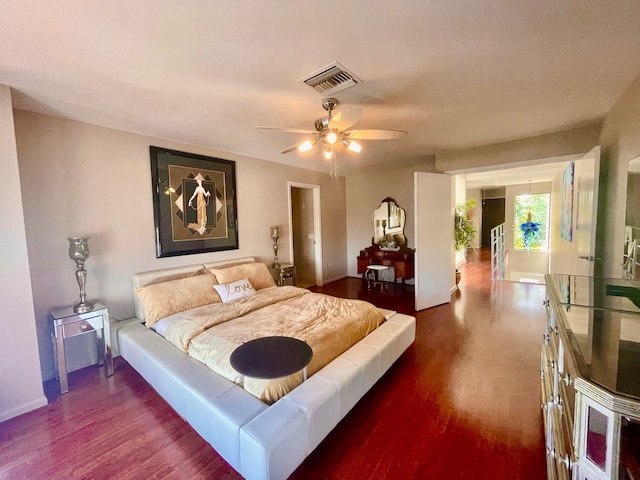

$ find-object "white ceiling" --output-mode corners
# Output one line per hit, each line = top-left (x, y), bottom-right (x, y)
(2, 1), (640, 177)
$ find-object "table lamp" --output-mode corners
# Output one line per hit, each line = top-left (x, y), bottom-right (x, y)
(68, 236), (94, 313)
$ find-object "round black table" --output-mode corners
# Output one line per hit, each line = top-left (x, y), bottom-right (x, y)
(230, 336), (313, 385)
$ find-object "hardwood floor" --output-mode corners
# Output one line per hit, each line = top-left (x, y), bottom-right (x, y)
(0, 249), (547, 479)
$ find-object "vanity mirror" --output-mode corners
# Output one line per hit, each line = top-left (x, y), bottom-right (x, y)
(372, 197), (406, 248)
(624, 155), (640, 279)
(358, 198), (415, 287)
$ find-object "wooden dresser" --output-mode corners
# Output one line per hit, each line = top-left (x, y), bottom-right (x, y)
(357, 245), (415, 285)
(542, 274), (640, 480)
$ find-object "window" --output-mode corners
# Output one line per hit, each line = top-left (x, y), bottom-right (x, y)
(514, 193), (550, 251)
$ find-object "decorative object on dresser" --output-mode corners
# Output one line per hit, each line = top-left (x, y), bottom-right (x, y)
(50, 302), (113, 393)
(149, 146), (238, 257)
(542, 274), (640, 480)
(270, 225), (280, 268)
(67, 236), (93, 313)
(358, 198), (415, 288)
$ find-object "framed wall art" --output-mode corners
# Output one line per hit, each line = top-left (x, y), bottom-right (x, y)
(150, 146), (238, 257)
(560, 161), (574, 242)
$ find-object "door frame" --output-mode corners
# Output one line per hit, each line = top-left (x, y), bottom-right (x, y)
(288, 181), (324, 287)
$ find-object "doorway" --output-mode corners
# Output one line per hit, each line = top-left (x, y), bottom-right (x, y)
(288, 182), (323, 287)
(482, 198), (506, 247)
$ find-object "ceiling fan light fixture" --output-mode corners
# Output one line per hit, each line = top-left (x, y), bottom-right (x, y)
(258, 97), (404, 176)
(347, 140), (362, 153)
(298, 140), (314, 152)
(323, 144), (333, 160)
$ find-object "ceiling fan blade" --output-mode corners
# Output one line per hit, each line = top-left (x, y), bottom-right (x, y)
(345, 129), (407, 140)
(255, 126), (316, 134)
(329, 106), (362, 131)
(280, 137), (319, 154)
(281, 143), (304, 154)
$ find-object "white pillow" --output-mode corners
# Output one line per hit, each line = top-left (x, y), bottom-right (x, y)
(213, 278), (257, 303)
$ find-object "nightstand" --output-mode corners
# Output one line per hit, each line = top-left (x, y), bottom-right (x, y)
(49, 302), (113, 393)
(269, 264), (297, 286)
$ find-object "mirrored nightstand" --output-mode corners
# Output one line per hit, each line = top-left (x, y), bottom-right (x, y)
(269, 264), (297, 286)
(49, 302), (113, 393)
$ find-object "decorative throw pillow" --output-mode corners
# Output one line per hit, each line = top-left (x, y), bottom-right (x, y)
(134, 273), (219, 327)
(213, 278), (257, 303)
(210, 262), (276, 290)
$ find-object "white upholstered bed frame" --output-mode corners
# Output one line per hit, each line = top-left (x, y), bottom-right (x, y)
(112, 257), (416, 480)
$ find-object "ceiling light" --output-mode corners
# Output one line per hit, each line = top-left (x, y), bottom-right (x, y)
(347, 140), (362, 153)
(324, 144), (333, 160)
(298, 140), (314, 152)
(325, 131), (338, 144)
(341, 138), (362, 153)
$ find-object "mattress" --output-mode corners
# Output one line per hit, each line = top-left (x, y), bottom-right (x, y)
(153, 285), (384, 403)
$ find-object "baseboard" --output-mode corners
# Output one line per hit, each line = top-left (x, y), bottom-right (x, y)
(0, 395), (48, 422)
(322, 273), (348, 285)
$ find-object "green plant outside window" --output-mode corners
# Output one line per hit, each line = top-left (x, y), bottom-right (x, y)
(514, 193), (550, 251)
(455, 199), (477, 252)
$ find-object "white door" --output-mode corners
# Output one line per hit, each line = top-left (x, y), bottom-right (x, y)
(575, 146), (601, 277)
(414, 172), (453, 311)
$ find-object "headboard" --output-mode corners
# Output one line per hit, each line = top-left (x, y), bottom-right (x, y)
(131, 257), (256, 321)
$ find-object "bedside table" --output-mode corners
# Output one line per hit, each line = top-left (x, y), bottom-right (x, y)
(269, 264), (297, 286)
(49, 302), (113, 393)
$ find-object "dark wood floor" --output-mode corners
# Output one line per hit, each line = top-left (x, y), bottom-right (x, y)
(0, 249), (547, 479)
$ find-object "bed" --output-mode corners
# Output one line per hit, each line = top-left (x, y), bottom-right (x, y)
(112, 257), (416, 480)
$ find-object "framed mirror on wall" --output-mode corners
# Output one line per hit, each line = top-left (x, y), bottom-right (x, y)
(372, 197), (407, 248)
(623, 155), (640, 279)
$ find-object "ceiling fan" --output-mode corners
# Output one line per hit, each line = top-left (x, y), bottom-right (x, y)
(256, 97), (406, 175)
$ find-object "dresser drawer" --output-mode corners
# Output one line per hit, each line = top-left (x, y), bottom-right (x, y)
(62, 320), (96, 338)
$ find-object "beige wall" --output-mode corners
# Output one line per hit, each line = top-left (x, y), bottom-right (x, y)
(436, 124), (601, 173)
(14, 110), (347, 380)
(345, 158), (437, 279)
(0, 87), (47, 421)
(598, 73), (640, 277)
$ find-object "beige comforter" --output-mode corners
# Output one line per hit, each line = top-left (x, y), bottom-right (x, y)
(162, 286), (384, 403)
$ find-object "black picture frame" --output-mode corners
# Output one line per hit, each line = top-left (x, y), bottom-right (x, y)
(150, 146), (238, 257)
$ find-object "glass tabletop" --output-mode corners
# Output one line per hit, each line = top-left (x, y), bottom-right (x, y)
(547, 274), (640, 400)
(548, 274), (640, 313)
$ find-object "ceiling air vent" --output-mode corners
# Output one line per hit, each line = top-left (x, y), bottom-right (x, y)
(300, 62), (361, 95)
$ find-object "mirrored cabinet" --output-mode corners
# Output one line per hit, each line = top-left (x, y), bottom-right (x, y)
(542, 274), (640, 480)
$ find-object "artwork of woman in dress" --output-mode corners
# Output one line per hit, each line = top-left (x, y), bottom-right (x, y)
(187, 176), (211, 235)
